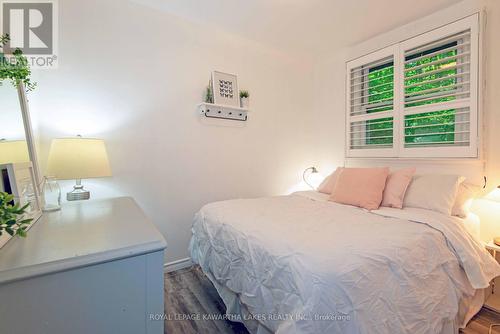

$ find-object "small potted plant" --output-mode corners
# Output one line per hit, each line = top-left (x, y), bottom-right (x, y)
(0, 192), (33, 248)
(205, 83), (213, 103)
(239, 90), (249, 108)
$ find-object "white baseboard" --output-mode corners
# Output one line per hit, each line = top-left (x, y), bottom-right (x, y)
(164, 257), (193, 273)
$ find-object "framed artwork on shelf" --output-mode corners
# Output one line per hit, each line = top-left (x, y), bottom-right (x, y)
(212, 71), (239, 107)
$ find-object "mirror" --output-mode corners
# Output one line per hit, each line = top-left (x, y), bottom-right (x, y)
(0, 83), (30, 164)
(0, 82), (41, 190)
(0, 83), (42, 248)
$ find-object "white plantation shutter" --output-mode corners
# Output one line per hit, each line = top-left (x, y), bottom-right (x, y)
(400, 16), (478, 158)
(346, 46), (398, 157)
(346, 14), (479, 158)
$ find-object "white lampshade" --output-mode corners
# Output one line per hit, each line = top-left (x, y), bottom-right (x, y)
(484, 186), (500, 203)
(309, 172), (325, 189)
(46, 138), (112, 180)
(0, 140), (30, 164)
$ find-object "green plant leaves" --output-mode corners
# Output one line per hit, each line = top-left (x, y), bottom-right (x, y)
(0, 191), (32, 238)
(0, 33), (9, 46)
(0, 33), (36, 91)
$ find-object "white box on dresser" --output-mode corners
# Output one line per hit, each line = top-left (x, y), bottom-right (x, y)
(0, 197), (167, 334)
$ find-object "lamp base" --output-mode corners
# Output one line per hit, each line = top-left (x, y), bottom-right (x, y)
(67, 180), (90, 201)
(494, 237), (500, 247)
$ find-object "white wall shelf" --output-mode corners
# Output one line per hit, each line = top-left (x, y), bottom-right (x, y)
(198, 103), (249, 121)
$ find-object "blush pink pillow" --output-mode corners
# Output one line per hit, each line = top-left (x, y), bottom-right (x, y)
(381, 168), (416, 209)
(329, 167), (389, 210)
(317, 167), (343, 194)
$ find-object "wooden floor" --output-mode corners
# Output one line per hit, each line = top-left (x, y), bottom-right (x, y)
(164, 266), (249, 334)
(462, 308), (500, 334)
(165, 266), (500, 334)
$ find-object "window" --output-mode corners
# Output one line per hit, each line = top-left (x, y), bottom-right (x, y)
(346, 14), (479, 158)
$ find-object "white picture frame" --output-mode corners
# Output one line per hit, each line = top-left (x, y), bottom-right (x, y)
(212, 71), (239, 107)
(0, 162), (42, 249)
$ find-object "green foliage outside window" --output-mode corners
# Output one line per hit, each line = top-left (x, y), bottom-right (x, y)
(405, 109), (456, 145)
(365, 64), (393, 146)
(365, 43), (458, 146)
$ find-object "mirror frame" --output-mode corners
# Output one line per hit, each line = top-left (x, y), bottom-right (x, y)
(16, 82), (41, 190)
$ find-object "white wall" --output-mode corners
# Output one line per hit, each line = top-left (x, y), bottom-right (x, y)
(0, 85), (26, 140)
(469, 0), (500, 242)
(312, 0), (500, 242)
(31, 0), (316, 263)
(311, 51), (348, 175)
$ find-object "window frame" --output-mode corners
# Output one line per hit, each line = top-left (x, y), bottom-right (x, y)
(345, 14), (479, 159)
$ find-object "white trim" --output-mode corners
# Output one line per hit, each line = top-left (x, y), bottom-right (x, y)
(394, 41), (403, 157)
(17, 82), (41, 190)
(164, 258), (192, 273)
(477, 9), (487, 161)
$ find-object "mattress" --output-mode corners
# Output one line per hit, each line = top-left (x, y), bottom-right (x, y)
(189, 191), (500, 334)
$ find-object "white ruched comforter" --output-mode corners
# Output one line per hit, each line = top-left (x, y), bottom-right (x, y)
(189, 192), (500, 334)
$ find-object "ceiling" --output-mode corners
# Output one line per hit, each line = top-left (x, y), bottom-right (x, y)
(133, 0), (463, 59)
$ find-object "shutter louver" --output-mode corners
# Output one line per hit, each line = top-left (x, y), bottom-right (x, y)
(402, 29), (474, 151)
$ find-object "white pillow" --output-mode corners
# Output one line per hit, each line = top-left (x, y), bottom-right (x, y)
(451, 182), (481, 218)
(460, 212), (481, 240)
(403, 174), (465, 215)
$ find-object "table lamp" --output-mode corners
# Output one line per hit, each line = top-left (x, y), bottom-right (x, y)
(46, 137), (112, 201)
(0, 139), (30, 164)
(485, 185), (500, 246)
(303, 166), (324, 190)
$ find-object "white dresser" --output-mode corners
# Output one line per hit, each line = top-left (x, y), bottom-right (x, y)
(0, 197), (167, 334)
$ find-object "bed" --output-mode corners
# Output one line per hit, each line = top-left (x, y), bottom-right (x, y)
(189, 191), (500, 334)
